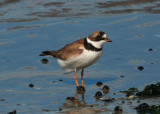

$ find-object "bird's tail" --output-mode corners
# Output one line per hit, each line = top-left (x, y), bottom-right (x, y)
(39, 51), (57, 57)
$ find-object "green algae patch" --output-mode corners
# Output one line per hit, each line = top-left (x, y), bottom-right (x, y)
(121, 82), (160, 98)
(136, 82), (160, 97)
(120, 87), (139, 97)
(136, 103), (160, 114)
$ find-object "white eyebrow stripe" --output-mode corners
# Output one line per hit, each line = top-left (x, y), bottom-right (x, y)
(102, 34), (107, 38)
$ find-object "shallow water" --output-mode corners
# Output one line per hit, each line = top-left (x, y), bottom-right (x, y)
(0, 0), (160, 114)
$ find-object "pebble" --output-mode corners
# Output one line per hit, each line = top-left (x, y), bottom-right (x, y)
(102, 85), (110, 90)
(0, 99), (6, 101)
(59, 79), (63, 81)
(102, 85), (110, 94)
(59, 108), (62, 111)
(114, 106), (123, 112)
(137, 66), (144, 71)
(28, 84), (34, 88)
(113, 93), (116, 95)
(95, 91), (102, 98)
(8, 110), (16, 114)
(128, 95), (135, 100)
(148, 48), (153, 51)
(137, 100), (141, 103)
(122, 101), (125, 104)
(66, 97), (75, 101)
(120, 75), (125, 78)
(41, 58), (49, 64)
(96, 81), (103, 87)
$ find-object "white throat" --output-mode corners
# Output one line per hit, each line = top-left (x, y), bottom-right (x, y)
(86, 38), (105, 49)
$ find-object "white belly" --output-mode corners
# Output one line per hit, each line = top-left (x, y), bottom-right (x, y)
(57, 50), (102, 72)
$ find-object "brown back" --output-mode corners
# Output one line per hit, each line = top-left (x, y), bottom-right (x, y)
(55, 38), (85, 60)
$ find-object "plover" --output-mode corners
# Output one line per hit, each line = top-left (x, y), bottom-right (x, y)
(40, 31), (112, 87)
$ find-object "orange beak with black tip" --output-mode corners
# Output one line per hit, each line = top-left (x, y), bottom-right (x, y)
(105, 38), (112, 42)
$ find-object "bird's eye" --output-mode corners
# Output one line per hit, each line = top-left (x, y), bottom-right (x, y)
(95, 35), (102, 41)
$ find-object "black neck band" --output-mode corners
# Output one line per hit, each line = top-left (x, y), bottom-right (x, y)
(84, 38), (102, 51)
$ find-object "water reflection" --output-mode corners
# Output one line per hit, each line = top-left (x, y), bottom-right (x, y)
(59, 86), (111, 113)
(0, 0), (20, 7)
(0, 0), (160, 22)
(60, 90), (86, 110)
(97, 0), (160, 14)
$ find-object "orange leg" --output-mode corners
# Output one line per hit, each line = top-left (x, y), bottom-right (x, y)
(75, 91), (78, 99)
(81, 69), (84, 87)
(74, 71), (79, 87)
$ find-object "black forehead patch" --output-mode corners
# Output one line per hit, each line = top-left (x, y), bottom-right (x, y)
(100, 31), (105, 36)
(94, 31), (105, 41)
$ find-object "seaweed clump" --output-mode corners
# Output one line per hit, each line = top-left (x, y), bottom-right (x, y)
(120, 87), (139, 97)
(136, 82), (160, 97)
(136, 103), (160, 113)
(121, 82), (160, 98)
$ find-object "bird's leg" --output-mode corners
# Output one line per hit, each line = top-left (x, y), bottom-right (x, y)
(81, 69), (84, 87)
(74, 68), (79, 87)
(75, 91), (78, 100)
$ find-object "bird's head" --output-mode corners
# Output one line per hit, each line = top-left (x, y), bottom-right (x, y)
(87, 31), (112, 48)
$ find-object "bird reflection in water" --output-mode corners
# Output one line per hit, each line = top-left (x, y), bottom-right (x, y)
(59, 85), (111, 113)
(60, 89), (86, 110)
(59, 89), (104, 114)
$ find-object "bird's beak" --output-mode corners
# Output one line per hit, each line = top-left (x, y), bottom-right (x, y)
(105, 38), (112, 42)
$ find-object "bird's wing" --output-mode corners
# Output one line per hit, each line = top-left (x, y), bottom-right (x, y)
(56, 38), (85, 60)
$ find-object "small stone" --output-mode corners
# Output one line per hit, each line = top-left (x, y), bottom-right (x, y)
(90, 105), (94, 107)
(148, 48), (153, 51)
(114, 106), (123, 112)
(102, 85), (110, 90)
(8, 110), (16, 114)
(122, 101), (125, 104)
(59, 79), (63, 81)
(96, 82), (103, 87)
(0, 99), (6, 101)
(28, 84), (34, 88)
(76, 86), (85, 91)
(120, 75), (125, 78)
(128, 95), (135, 100)
(137, 100), (141, 103)
(59, 108), (62, 111)
(137, 66), (144, 71)
(95, 91), (102, 98)
(66, 97), (75, 101)
(41, 58), (49, 64)
(113, 93), (116, 95)
(102, 85), (110, 94)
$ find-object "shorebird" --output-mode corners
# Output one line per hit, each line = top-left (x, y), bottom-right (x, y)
(40, 31), (112, 88)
